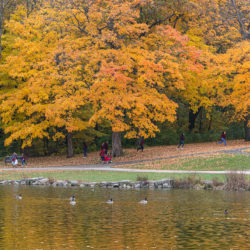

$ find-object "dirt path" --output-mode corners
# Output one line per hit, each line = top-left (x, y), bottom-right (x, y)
(1, 140), (249, 169)
(1, 166), (250, 175)
(0, 144), (249, 174)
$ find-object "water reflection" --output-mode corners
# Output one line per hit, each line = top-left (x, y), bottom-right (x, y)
(0, 186), (249, 249)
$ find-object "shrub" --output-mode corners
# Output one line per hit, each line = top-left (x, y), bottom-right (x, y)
(173, 175), (201, 189)
(136, 175), (148, 182)
(48, 178), (56, 185)
(224, 172), (249, 191)
(212, 177), (224, 187)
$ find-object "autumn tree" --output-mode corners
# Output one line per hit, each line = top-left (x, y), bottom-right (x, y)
(216, 41), (250, 140)
(0, 0), (13, 56)
(0, 0), (39, 57)
(0, 3), (90, 157)
(63, 0), (203, 156)
(144, 0), (249, 134)
(0, 0), (203, 156)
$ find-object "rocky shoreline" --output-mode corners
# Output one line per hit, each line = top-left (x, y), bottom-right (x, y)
(1, 177), (249, 191)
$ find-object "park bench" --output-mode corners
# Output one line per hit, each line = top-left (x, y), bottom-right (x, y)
(5, 155), (23, 166)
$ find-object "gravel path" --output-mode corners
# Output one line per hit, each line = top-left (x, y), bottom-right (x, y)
(1, 147), (249, 174)
(1, 166), (249, 174)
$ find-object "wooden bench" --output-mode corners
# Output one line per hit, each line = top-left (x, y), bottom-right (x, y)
(5, 156), (23, 166)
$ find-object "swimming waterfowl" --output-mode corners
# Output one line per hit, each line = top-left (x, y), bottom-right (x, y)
(16, 194), (22, 200)
(139, 198), (147, 204)
(70, 196), (76, 205)
(106, 198), (113, 204)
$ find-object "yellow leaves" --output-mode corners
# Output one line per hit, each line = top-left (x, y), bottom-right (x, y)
(52, 132), (64, 141)
(195, 40), (250, 122)
(0, 0), (206, 148)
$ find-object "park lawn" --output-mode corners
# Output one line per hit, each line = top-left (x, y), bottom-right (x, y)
(116, 154), (250, 171)
(1, 169), (249, 182)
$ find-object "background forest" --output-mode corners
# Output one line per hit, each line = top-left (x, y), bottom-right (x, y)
(0, 0), (249, 157)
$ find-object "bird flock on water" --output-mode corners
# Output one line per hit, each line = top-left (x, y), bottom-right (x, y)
(15, 194), (229, 215)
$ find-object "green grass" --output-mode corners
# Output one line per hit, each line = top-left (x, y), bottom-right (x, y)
(0, 170), (246, 182)
(0, 154), (249, 183)
(129, 154), (250, 171)
(171, 154), (250, 171)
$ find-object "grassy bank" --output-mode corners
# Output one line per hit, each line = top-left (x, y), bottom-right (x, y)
(117, 154), (250, 171)
(1, 169), (249, 182)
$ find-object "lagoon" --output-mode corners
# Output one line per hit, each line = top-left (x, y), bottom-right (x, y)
(0, 186), (249, 249)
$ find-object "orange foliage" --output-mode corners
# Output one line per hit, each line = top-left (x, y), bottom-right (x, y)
(0, 0), (203, 147)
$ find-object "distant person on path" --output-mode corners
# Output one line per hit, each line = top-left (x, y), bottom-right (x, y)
(104, 141), (109, 154)
(11, 152), (18, 167)
(218, 131), (226, 146)
(137, 136), (144, 152)
(177, 133), (185, 150)
(21, 153), (27, 167)
(83, 143), (87, 158)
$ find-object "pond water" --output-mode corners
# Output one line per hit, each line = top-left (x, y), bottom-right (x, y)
(0, 186), (249, 249)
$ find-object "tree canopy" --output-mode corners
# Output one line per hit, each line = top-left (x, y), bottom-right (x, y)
(0, 0), (249, 156)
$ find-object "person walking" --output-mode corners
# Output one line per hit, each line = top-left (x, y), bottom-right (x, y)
(218, 131), (226, 146)
(177, 133), (185, 150)
(11, 152), (18, 167)
(101, 143), (105, 151)
(104, 141), (109, 154)
(21, 153), (27, 167)
(83, 142), (87, 158)
(137, 136), (144, 152)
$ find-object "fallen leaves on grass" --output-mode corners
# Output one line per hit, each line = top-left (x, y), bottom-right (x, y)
(0, 140), (249, 170)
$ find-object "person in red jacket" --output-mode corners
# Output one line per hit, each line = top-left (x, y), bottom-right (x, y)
(100, 149), (105, 162)
(11, 152), (17, 167)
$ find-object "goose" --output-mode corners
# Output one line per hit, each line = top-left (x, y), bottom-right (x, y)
(106, 198), (113, 204)
(70, 196), (76, 205)
(16, 194), (22, 200)
(224, 209), (229, 215)
(139, 198), (147, 204)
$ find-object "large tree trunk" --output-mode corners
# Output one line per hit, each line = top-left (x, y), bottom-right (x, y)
(208, 116), (212, 131)
(199, 107), (203, 132)
(244, 116), (250, 141)
(67, 132), (74, 158)
(43, 137), (49, 156)
(188, 108), (201, 131)
(112, 131), (123, 157)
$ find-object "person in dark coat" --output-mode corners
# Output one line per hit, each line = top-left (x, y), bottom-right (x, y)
(83, 143), (87, 158)
(137, 136), (144, 152)
(177, 133), (185, 149)
(104, 141), (109, 154)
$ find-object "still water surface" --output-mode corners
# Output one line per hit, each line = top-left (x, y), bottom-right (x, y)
(0, 186), (249, 249)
